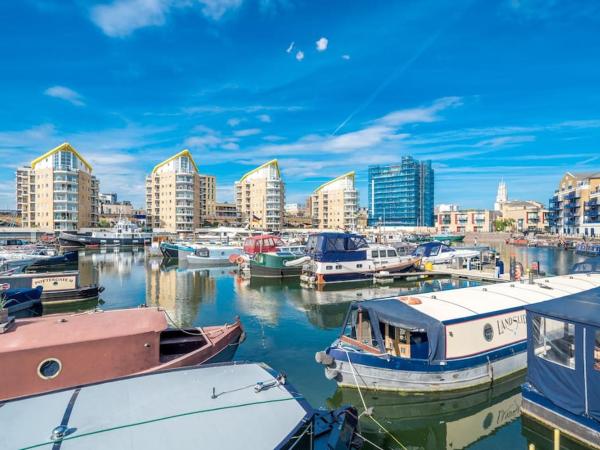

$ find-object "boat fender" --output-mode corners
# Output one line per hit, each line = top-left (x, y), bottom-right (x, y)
(315, 351), (334, 366)
(325, 367), (340, 380)
(98, 286), (105, 293)
(235, 256), (247, 265)
(239, 331), (247, 344)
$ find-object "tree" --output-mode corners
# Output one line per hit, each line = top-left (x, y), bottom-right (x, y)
(494, 218), (515, 232)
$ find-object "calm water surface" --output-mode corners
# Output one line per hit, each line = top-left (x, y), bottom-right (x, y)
(74, 244), (588, 450)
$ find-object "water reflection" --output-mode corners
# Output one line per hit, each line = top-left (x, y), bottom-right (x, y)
(328, 374), (523, 450)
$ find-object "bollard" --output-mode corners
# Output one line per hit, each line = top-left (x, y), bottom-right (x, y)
(528, 444), (535, 450)
(553, 428), (560, 450)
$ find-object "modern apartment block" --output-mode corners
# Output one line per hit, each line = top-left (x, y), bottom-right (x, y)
(310, 172), (358, 230)
(435, 209), (500, 233)
(199, 174), (216, 222)
(367, 157), (434, 227)
(548, 172), (600, 236)
(16, 143), (99, 231)
(235, 160), (284, 231)
(145, 150), (201, 233)
(500, 200), (549, 233)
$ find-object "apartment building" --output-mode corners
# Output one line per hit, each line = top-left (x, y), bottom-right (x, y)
(500, 200), (549, 233)
(368, 157), (434, 227)
(16, 143), (99, 231)
(234, 160), (284, 231)
(435, 209), (500, 233)
(310, 171), (359, 230)
(145, 150), (201, 233)
(548, 171), (600, 236)
(199, 174), (216, 222)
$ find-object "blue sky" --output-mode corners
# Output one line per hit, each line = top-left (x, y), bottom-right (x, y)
(2, 0), (600, 209)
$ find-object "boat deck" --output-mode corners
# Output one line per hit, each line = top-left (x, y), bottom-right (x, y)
(0, 362), (310, 449)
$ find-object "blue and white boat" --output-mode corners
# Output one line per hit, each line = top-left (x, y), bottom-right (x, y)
(521, 270), (600, 448)
(159, 241), (195, 259)
(0, 361), (362, 450)
(300, 232), (420, 286)
(575, 242), (600, 257)
(413, 241), (480, 265)
(316, 273), (600, 393)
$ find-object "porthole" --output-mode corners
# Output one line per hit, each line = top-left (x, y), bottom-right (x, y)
(483, 324), (494, 342)
(38, 358), (62, 380)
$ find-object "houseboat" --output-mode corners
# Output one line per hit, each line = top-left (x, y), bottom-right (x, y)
(300, 232), (420, 286)
(242, 234), (285, 257)
(186, 245), (242, 266)
(521, 284), (600, 449)
(0, 362), (361, 450)
(159, 241), (196, 259)
(1, 286), (43, 318)
(0, 307), (243, 401)
(0, 270), (102, 305)
(245, 251), (310, 278)
(23, 250), (78, 272)
(315, 273), (600, 393)
(59, 219), (152, 247)
(413, 241), (480, 264)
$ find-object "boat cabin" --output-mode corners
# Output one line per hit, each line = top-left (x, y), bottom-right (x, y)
(413, 241), (456, 258)
(0, 308), (234, 401)
(305, 232), (369, 262)
(243, 235), (284, 256)
(522, 286), (600, 445)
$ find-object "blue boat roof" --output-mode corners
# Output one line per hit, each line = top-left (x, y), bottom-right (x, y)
(525, 285), (600, 327)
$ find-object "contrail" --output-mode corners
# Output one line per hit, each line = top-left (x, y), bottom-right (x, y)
(331, 4), (470, 136)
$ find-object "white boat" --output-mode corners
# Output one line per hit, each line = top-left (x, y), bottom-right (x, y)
(186, 246), (242, 266)
(316, 272), (600, 393)
(59, 219), (152, 247)
(413, 241), (480, 264)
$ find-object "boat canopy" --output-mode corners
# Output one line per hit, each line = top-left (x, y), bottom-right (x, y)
(412, 241), (454, 257)
(243, 235), (284, 255)
(525, 287), (600, 423)
(351, 299), (444, 361)
(305, 232), (369, 262)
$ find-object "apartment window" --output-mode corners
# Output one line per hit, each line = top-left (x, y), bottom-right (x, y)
(533, 315), (576, 369)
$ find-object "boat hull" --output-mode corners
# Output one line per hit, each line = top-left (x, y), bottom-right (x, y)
(40, 285), (102, 305)
(159, 242), (183, 259)
(60, 232), (151, 247)
(23, 251), (78, 272)
(249, 261), (302, 278)
(324, 346), (527, 393)
(187, 256), (235, 266)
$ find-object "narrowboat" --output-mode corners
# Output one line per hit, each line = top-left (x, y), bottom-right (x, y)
(575, 242), (600, 257)
(315, 273), (600, 393)
(0, 307), (244, 401)
(300, 233), (420, 285)
(246, 251), (310, 278)
(159, 241), (195, 259)
(0, 362), (361, 450)
(521, 282), (600, 448)
(59, 219), (152, 247)
(413, 241), (480, 264)
(186, 245), (242, 266)
(0, 270), (102, 305)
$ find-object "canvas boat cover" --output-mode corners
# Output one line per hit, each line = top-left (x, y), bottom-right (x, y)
(305, 232), (369, 262)
(526, 286), (600, 423)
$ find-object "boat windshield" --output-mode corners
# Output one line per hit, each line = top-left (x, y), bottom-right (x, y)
(195, 248), (210, 257)
(343, 309), (380, 350)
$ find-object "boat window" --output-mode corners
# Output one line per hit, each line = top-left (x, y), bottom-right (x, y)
(441, 246), (453, 253)
(335, 265), (342, 270)
(371, 250), (379, 258)
(595, 330), (600, 371)
(387, 250), (396, 257)
(196, 248), (209, 257)
(429, 245), (440, 256)
(347, 309), (378, 349)
(533, 315), (576, 369)
(356, 264), (362, 268)
(38, 358), (62, 380)
(326, 237), (346, 251)
(348, 236), (369, 250)
(414, 246), (426, 256)
(326, 265), (333, 270)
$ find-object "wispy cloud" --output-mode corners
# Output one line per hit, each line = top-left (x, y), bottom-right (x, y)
(44, 86), (85, 106)
(257, 114), (271, 123)
(295, 50), (304, 61)
(286, 41), (294, 53)
(234, 128), (261, 137)
(316, 37), (328, 51)
(227, 117), (242, 127)
(90, 0), (243, 37)
(341, 54), (350, 60)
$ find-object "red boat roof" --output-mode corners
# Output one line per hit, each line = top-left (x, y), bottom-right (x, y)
(0, 308), (168, 353)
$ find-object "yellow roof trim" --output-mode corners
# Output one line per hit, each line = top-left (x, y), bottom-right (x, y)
(152, 149), (198, 174)
(238, 159), (279, 183)
(314, 171), (355, 193)
(30, 142), (92, 171)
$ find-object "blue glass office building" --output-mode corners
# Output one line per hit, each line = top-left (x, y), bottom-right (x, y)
(368, 157), (434, 226)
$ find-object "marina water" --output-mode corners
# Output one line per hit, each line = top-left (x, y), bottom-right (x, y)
(75, 244), (588, 449)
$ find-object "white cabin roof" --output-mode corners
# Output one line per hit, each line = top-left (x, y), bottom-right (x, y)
(404, 273), (600, 323)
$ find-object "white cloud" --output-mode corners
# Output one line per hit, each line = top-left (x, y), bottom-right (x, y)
(257, 114), (271, 123)
(234, 128), (261, 137)
(91, 0), (169, 38)
(286, 41), (294, 53)
(263, 135), (284, 142)
(44, 86), (85, 106)
(316, 37), (328, 52)
(222, 142), (240, 150)
(341, 54), (350, 60)
(295, 50), (304, 61)
(90, 0), (243, 37)
(227, 117), (242, 127)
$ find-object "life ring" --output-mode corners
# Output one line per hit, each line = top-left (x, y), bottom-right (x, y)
(317, 273), (325, 285)
(398, 296), (422, 305)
